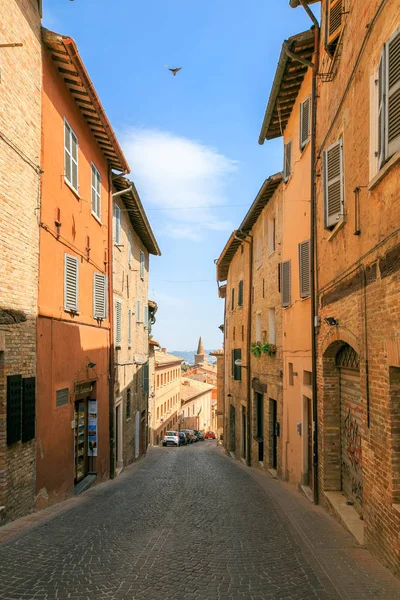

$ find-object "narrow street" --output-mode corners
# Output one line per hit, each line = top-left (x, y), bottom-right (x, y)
(0, 444), (399, 600)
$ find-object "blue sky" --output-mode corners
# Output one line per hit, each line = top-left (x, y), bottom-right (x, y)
(44, 0), (317, 351)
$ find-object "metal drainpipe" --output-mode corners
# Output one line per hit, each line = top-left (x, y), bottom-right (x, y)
(298, 0), (320, 504)
(236, 231), (253, 467)
(108, 168), (116, 479)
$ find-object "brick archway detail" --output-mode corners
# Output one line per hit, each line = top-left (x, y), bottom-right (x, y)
(320, 326), (361, 360)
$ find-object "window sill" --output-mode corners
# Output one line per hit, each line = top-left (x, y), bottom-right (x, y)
(64, 309), (80, 316)
(327, 217), (345, 242)
(368, 151), (400, 191)
(64, 178), (81, 199)
(91, 212), (102, 225)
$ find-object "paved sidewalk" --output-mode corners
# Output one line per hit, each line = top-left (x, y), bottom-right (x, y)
(0, 444), (399, 600)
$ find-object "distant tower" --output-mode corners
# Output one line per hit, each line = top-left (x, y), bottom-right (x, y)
(194, 336), (207, 364)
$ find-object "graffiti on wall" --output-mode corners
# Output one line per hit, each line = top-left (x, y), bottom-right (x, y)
(343, 404), (362, 471)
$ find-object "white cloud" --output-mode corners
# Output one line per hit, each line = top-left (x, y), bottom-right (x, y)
(120, 129), (238, 240)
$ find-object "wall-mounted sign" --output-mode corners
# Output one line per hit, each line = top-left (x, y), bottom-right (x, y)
(75, 381), (93, 397)
(88, 399), (98, 457)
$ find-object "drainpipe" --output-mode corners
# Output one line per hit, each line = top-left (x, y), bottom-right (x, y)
(236, 231), (253, 467)
(298, 0), (320, 504)
(108, 167), (115, 479)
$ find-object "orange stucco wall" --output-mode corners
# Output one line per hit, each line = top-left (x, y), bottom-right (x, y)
(36, 49), (111, 502)
(281, 69), (313, 486)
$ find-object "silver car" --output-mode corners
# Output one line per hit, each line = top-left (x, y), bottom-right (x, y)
(162, 431), (180, 447)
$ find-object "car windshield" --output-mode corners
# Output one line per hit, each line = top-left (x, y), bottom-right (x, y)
(166, 432), (176, 436)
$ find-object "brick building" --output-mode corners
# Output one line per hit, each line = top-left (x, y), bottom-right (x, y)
(150, 350), (182, 445)
(36, 28), (129, 504)
(216, 175), (283, 468)
(258, 31), (314, 489)
(0, 0), (42, 523)
(112, 177), (160, 474)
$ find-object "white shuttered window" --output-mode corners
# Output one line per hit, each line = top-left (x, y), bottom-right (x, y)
(93, 273), (107, 319)
(115, 300), (122, 347)
(136, 300), (141, 323)
(114, 203), (121, 245)
(64, 120), (78, 191)
(323, 139), (344, 228)
(91, 164), (101, 220)
(144, 306), (149, 328)
(64, 254), (79, 312)
(281, 260), (291, 308)
(300, 97), (311, 149)
(283, 141), (292, 182)
(140, 251), (145, 279)
(299, 240), (311, 298)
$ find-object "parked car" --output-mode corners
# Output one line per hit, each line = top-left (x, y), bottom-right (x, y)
(189, 429), (198, 442)
(196, 430), (205, 441)
(180, 429), (194, 444)
(162, 431), (180, 447)
(205, 431), (216, 439)
(178, 432), (188, 445)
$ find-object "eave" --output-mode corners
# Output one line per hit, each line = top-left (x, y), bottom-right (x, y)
(42, 28), (129, 173)
(113, 177), (161, 256)
(258, 29), (314, 143)
(289, 0), (320, 7)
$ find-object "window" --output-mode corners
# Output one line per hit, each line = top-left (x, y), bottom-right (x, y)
(64, 254), (79, 312)
(144, 306), (149, 328)
(300, 97), (311, 149)
(7, 375), (36, 445)
(326, 0), (343, 57)
(303, 371), (312, 386)
(231, 288), (235, 310)
(233, 326), (235, 341)
(136, 300), (141, 323)
(232, 349), (242, 381)
(288, 363), (294, 386)
(269, 309), (276, 345)
(115, 299), (122, 347)
(91, 164), (101, 220)
(161, 404), (163, 416)
(281, 260), (291, 308)
(377, 29), (400, 167)
(157, 407), (160, 420)
(128, 231), (133, 267)
(140, 251), (145, 279)
(142, 363), (149, 394)
(238, 280), (244, 307)
(256, 313), (262, 344)
(323, 139), (344, 228)
(114, 203), (122, 244)
(256, 236), (262, 265)
(283, 141), (292, 182)
(128, 308), (132, 348)
(268, 218), (276, 254)
(64, 120), (78, 191)
(157, 375), (160, 388)
(93, 273), (107, 319)
(299, 240), (311, 298)
(126, 388), (131, 419)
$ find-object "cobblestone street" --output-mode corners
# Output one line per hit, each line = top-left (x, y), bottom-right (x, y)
(0, 443), (399, 600)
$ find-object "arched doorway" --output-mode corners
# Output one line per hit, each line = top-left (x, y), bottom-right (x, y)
(336, 344), (363, 514)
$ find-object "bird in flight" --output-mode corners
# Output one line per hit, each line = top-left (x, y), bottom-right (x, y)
(165, 66), (183, 76)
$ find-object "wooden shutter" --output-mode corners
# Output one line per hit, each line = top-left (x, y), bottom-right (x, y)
(114, 203), (121, 244)
(115, 299), (122, 346)
(56, 387), (69, 407)
(281, 260), (291, 307)
(143, 363), (149, 393)
(93, 273), (106, 319)
(300, 97), (311, 149)
(128, 231), (132, 266)
(140, 251), (145, 278)
(136, 300), (141, 323)
(22, 377), (36, 442)
(238, 280), (243, 307)
(299, 240), (311, 298)
(284, 141), (292, 181)
(324, 139), (344, 228)
(231, 288), (235, 310)
(386, 29), (400, 159)
(144, 306), (149, 328)
(64, 254), (79, 311)
(328, 0), (343, 46)
(7, 375), (22, 445)
(128, 308), (132, 346)
(378, 50), (386, 168)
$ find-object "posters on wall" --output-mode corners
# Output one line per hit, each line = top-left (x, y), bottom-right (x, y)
(88, 399), (98, 457)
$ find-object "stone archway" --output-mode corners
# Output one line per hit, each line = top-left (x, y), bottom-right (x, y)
(320, 334), (363, 513)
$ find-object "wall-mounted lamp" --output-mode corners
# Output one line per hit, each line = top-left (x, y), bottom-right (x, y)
(227, 393), (232, 398)
(234, 359), (248, 369)
(324, 317), (338, 327)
